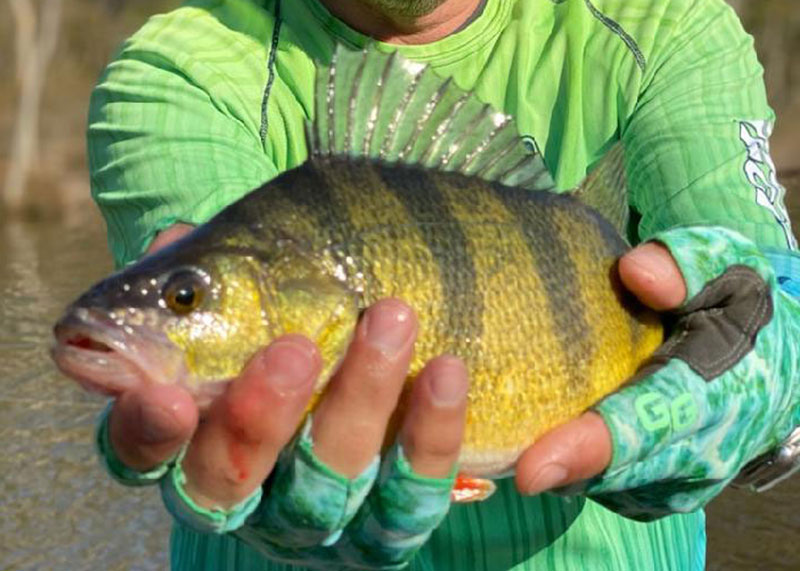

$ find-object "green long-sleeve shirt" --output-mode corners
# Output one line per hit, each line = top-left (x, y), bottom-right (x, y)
(87, 0), (795, 568)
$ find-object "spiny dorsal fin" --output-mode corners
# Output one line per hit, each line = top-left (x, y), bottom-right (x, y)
(572, 142), (630, 236)
(307, 45), (555, 191)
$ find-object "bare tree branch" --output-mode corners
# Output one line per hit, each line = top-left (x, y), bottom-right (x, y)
(39, 0), (63, 69)
(3, 0), (63, 211)
(8, 0), (36, 84)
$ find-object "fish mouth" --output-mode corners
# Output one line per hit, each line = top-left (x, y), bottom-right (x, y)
(52, 307), (187, 396)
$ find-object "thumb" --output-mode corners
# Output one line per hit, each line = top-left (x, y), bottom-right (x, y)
(109, 385), (198, 471)
(515, 412), (612, 495)
(619, 242), (687, 311)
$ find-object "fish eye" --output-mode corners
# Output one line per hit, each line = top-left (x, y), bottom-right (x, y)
(162, 270), (207, 315)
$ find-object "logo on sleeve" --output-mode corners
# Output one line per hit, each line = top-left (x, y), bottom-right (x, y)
(739, 120), (797, 249)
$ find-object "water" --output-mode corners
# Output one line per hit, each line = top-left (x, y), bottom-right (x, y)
(0, 215), (170, 570)
(1, 200), (798, 570)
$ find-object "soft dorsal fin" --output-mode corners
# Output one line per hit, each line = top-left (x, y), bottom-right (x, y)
(571, 142), (630, 236)
(307, 45), (555, 191)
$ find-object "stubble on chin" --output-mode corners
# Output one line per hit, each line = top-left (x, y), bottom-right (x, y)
(363, 0), (447, 18)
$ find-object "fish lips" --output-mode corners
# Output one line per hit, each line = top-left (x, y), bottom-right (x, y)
(51, 307), (187, 396)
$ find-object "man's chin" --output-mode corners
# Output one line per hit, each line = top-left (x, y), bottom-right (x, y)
(363, 0), (448, 19)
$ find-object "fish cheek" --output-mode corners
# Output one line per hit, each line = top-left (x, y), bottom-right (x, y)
(164, 271), (272, 386)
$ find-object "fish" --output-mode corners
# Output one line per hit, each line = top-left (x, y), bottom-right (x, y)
(52, 46), (662, 500)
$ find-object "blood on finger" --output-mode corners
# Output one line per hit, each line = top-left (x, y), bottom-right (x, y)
(227, 438), (251, 483)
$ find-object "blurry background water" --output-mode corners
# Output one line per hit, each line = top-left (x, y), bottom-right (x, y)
(0, 1), (798, 569)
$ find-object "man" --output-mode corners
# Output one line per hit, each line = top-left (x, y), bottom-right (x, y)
(85, 0), (800, 568)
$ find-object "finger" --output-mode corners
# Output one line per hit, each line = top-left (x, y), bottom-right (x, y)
(332, 358), (467, 566)
(146, 223), (194, 255)
(400, 355), (469, 478)
(109, 384), (198, 472)
(311, 298), (417, 478)
(619, 242), (687, 311)
(515, 411), (612, 496)
(180, 335), (320, 509)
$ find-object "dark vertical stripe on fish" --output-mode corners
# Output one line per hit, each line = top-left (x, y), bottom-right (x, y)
(377, 164), (482, 344)
(494, 186), (594, 392)
(270, 160), (349, 245)
(582, 206), (641, 355)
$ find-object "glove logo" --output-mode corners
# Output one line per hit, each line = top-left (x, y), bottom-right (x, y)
(635, 392), (698, 433)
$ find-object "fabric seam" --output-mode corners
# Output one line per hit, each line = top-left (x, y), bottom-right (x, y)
(583, 0), (647, 72)
(260, 0), (283, 145)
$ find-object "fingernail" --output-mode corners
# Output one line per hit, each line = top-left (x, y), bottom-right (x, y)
(364, 300), (414, 355)
(429, 358), (468, 406)
(522, 464), (568, 495)
(625, 248), (658, 283)
(138, 403), (182, 444)
(263, 339), (317, 393)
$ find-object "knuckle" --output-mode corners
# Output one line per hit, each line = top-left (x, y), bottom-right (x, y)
(221, 395), (266, 444)
(335, 354), (406, 412)
(403, 430), (459, 464)
(344, 425), (385, 456)
(221, 391), (292, 447)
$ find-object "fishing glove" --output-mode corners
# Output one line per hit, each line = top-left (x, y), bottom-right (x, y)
(581, 225), (800, 520)
(156, 417), (455, 570)
(95, 382), (454, 566)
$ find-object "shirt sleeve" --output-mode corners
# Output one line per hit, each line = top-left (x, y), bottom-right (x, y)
(87, 11), (279, 268)
(623, 0), (797, 251)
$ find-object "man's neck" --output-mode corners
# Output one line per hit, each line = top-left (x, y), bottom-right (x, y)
(318, 0), (484, 45)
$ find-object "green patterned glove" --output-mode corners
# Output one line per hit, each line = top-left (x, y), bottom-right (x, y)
(160, 417), (456, 569)
(584, 226), (800, 520)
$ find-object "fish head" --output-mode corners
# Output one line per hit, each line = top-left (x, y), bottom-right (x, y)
(52, 226), (359, 407)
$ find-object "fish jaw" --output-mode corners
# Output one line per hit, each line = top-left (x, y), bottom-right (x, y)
(52, 307), (190, 398)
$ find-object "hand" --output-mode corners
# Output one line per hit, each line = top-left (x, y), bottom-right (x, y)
(516, 226), (800, 521)
(513, 241), (686, 495)
(103, 225), (469, 565)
